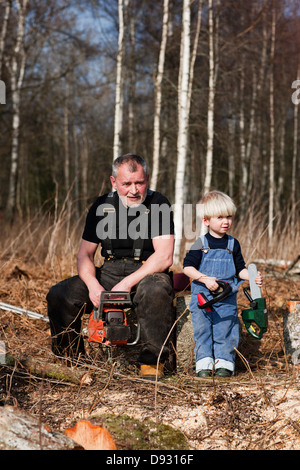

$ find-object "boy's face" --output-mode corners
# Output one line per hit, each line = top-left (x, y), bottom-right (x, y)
(203, 215), (233, 238)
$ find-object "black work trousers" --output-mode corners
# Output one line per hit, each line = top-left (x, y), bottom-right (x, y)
(46, 259), (175, 365)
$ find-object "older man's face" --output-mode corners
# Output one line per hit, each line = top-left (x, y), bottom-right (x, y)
(110, 163), (149, 208)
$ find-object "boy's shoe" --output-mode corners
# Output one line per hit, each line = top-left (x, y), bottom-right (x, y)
(140, 363), (164, 381)
(196, 369), (212, 378)
(215, 368), (232, 377)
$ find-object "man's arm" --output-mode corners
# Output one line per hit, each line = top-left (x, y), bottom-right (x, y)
(77, 239), (105, 307)
(111, 235), (174, 292)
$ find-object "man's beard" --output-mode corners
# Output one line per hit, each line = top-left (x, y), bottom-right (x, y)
(117, 191), (146, 208)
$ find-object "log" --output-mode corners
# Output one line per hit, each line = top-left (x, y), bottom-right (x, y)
(283, 300), (300, 364)
(4, 355), (89, 385)
(0, 406), (77, 450)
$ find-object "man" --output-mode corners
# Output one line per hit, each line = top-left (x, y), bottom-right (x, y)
(46, 154), (175, 380)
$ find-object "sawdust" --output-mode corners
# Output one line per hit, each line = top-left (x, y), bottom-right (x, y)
(0, 257), (300, 450)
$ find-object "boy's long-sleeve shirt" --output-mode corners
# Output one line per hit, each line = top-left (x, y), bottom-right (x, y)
(183, 232), (246, 276)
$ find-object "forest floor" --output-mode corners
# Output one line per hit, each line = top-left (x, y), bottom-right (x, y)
(0, 256), (300, 451)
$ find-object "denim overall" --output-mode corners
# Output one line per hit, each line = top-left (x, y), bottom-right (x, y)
(189, 235), (241, 373)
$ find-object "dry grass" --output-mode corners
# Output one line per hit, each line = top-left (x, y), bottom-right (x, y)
(0, 202), (299, 450)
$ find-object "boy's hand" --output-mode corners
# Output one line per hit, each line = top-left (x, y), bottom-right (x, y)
(255, 271), (263, 287)
(202, 276), (219, 291)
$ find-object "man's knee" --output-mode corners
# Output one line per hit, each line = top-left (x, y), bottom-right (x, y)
(137, 273), (174, 300)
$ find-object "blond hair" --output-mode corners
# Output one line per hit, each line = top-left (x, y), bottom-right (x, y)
(199, 191), (237, 219)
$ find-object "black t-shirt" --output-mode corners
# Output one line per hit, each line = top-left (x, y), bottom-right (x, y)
(183, 232), (246, 275)
(82, 190), (175, 260)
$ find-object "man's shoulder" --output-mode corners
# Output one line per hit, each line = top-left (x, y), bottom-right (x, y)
(146, 189), (172, 206)
(88, 192), (117, 208)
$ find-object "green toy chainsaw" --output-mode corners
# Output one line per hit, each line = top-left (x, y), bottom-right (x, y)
(242, 264), (268, 339)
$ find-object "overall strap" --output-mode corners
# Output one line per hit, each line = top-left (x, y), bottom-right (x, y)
(200, 235), (209, 252)
(103, 190), (154, 261)
(102, 192), (117, 259)
(132, 190), (154, 261)
(226, 235), (234, 253)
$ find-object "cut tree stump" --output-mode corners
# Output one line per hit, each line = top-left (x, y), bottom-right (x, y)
(0, 406), (77, 450)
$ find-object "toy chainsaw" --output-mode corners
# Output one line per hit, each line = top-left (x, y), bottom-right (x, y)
(197, 280), (232, 312)
(241, 264), (268, 339)
(88, 291), (140, 347)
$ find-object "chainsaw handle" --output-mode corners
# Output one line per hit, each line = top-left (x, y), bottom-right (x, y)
(197, 280), (232, 311)
(243, 321), (264, 339)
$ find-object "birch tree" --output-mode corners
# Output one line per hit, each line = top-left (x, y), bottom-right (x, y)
(113, 0), (128, 161)
(150, 0), (169, 190)
(173, 0), (191, 264)
(291, 64), (299, 227)
(203, 0), (218, 195)
(0, 0), (11, 77)
(5, 0), (28, 222)
(268, 4), (276, 242)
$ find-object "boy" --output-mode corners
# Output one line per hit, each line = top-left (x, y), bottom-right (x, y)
(183, 191), (262, 377)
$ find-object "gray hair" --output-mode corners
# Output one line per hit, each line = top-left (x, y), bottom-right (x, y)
(112, 154), (148, 178)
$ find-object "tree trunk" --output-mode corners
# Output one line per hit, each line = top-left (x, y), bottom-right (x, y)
(151, 0), (169, 190)
(113, 0), (127, 161)
(173, 0), (191, 264)
(203, 0), (217, 195)
(0, 0), (11, 76)
(6, 0), (28, 222)
(291, 64), (299, 226)
(268, 4), (276, 242)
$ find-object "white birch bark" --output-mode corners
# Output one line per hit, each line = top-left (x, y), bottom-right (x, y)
(291, 65), (299, 226)
(0, 0), (11, 76)
(113, 0), (127, 161)
(81, 123), (89, 200)
(128, 15), (135, 151)
(203, 0), (216, 195)
(151, 0), (169, 190)
(239, 68), (247, 210)
(268, 5), (276, 242)
(227, 111), (236, 198)
(6, 0), (28, 221)
(173, 0), (191, 264)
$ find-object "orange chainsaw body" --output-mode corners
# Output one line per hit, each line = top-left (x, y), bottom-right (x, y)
(88, 308), (129, 346)
(88, 292), (132, 346)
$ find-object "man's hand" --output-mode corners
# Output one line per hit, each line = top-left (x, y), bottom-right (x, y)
(77, 239), (105, 308)
(88, 280), (105, 308)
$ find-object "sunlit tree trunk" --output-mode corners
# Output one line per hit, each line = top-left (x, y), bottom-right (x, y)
(203, 0), (218, 195)
(128, 14), (136, 151)
(151, 0), (169, 190)
(113, 0), (128, 160)
(6, 0), (28, 222)
(291, 64), (299, 226)
(173, 0), (191, 264)
(268, 4), (276, 242)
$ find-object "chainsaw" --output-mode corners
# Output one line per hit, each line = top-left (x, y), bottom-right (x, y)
(197, 280), (232, 312)
(88, 291), (140, 347)
(241, 264), (268, 339)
